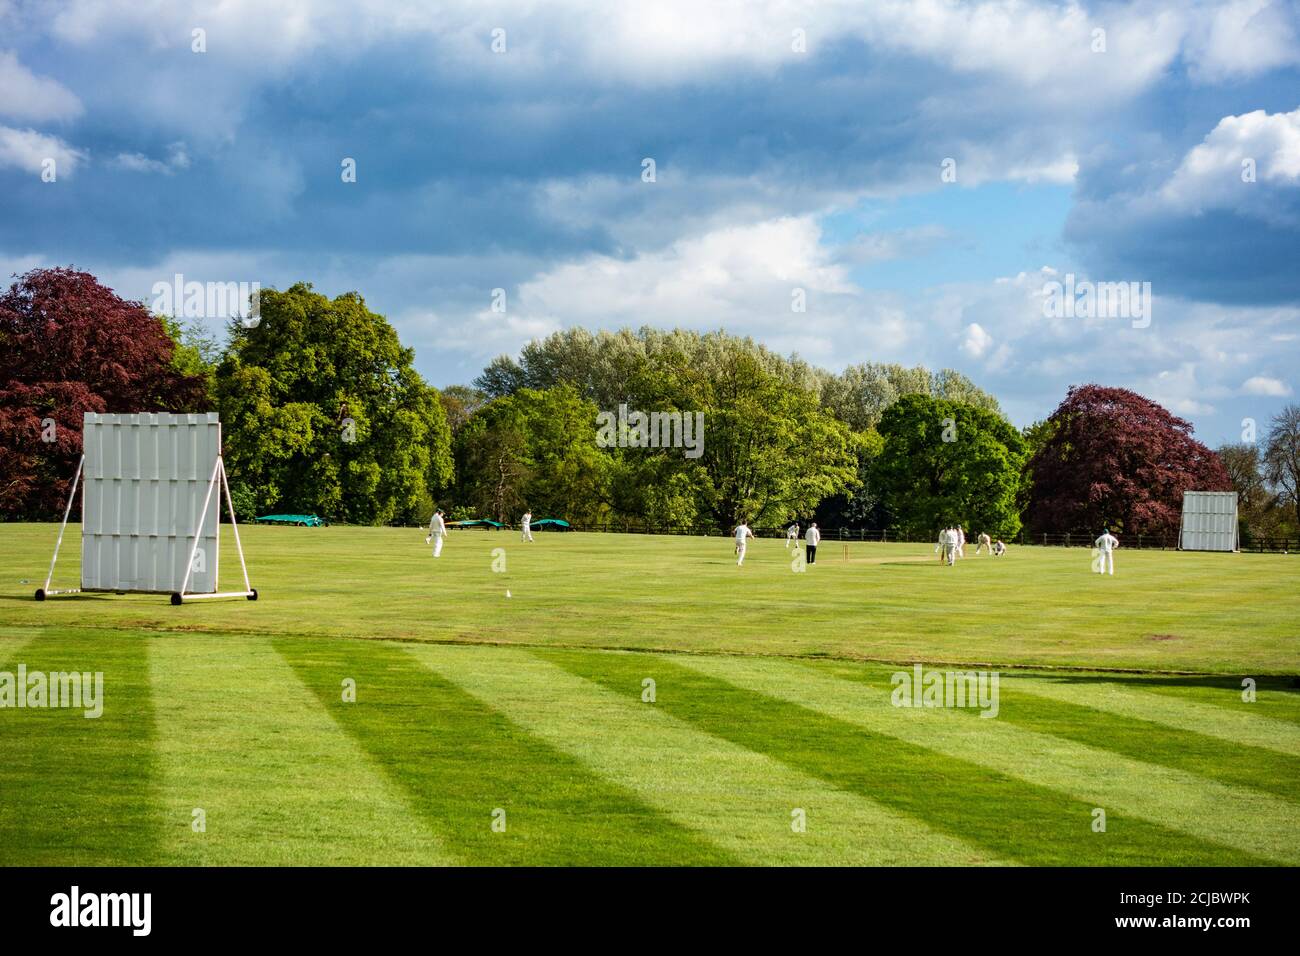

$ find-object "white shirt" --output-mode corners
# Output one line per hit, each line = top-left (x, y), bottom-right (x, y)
(429, 513), (446, 535)
(1095, 533), (1118, 552)
(787, 525), (798, 537)
(805, 526), (821, 546)
(734, 525), (751, 544)
(522, 512), (532, 526)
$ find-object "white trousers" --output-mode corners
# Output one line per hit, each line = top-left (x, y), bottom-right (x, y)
(522, 526), (533, 541)
(1097, 551), (1113, 574)
(432, 534), (444, 557)
(736, 543), (747, 565)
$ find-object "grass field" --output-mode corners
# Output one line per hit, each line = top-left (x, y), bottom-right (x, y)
(1, 523), (1297, 865)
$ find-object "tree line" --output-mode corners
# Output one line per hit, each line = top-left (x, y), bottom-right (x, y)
(3, 267), (1297, 543)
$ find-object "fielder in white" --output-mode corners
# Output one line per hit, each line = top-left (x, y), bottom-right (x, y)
(521, 510), (534, 542)
(942, 526), (958, 566)
(975, 531), (992, 555)
(955, 525), (966, 559)
(1095, 528), (1119, 575)
(426, 509), (447, 557)
(735, 522), (755, 566)
(786, 522), (799, 549)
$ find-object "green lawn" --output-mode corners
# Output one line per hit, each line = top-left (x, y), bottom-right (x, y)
(0, 523), (1296, 865)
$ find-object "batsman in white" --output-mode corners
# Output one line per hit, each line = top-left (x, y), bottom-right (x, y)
(1095, 527), (1119, 575)
(786, 522), (799, 549)
(521, 509), (534, 542)
(734, 521), (755, 566)
(942, 526), (958, 566)
(426, 508), (447, 557)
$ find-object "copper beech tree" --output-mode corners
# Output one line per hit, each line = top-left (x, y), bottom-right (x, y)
(0, 267), (208, 518)
(1025, 385), (1231, 538)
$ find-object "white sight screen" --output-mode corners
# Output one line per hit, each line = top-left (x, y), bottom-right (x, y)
(1179, 490), (1239, 553)
(81, 412), (221, 593)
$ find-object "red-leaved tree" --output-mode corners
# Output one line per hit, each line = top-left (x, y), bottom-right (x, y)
(0, 267), (209, 519)
(1025, 385), (1231, 537)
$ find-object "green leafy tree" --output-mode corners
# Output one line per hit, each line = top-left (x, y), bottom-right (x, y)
(684, 344), (858, 527)
(438, 385), (488, 435)
(214, 283), (452, 524)
(872, 394), (1026, 537)
(815, 428), (886, 527)
(454, 384), (608, 524)
(820, 362), (1004, 431)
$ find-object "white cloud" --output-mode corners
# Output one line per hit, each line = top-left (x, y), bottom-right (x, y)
(0, 50), (82, 121)
(510, 216), (858, 349)
(0, 125), (85, 174)
(1184, 0), (1300, 81)
(112, 142), (191, 175)
(1241, 375), (1292, 396)
(961, 322), (993, 358)
(26, 0), (1263, 99)
(1161, 107), (1300, 217)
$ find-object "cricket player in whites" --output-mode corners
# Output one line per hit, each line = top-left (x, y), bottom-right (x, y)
(942, 526), (958, 566)
(735, 521), (755, 566)
(975, 531), (992, 555)
(786, 522), (799, 549)
(805, 522), (821, 565)
(426, 508), (447, 557)
(521, 510), (534, 542)
(1094, 527), (1119, 575)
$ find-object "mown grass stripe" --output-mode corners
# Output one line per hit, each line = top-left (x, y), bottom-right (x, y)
(0, 627), (163, 865)
(150, 632), (456, 865)
(1002, 674), (1300, 759)
(539, 650), (1263, 866)
(408, 643), (1004, 865)
(820, 665), (1300, 804)
(0, 630), (36, 669)
(1133, 677), (1300, 727)
(689, 656), (1296, 864)
(276, 637), (727, 865)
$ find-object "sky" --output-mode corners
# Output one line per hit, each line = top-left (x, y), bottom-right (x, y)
(1, 0), (1298, 445)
